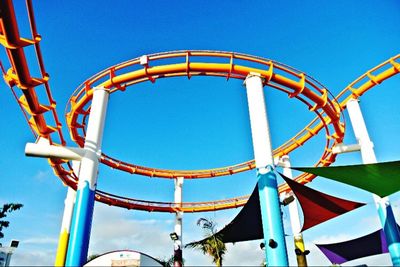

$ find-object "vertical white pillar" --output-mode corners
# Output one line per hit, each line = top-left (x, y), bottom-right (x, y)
(282, 156), (301, 234)
(347, 99), (377, 164)
(174, 177), (183, 267)
(347, 98), (382, 206)
(245, 73), (274, 169)
(282, 155), (308, 266)
(347, 98), (400, 265)
(245, 73), (288, 266)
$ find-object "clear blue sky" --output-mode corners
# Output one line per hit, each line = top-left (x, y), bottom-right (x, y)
(0, 0), (399, 265)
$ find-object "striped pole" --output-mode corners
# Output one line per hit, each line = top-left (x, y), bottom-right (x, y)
(347, 98), (400, 266)
(54, 161), (80, 266)
(65, 87), (109, 266)
(54, 187), (76, 266)
(244, 73), (288, 266)
(282, 155), (308, 267)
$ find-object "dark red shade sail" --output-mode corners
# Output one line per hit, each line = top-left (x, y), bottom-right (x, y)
(279, 173), (366, 231)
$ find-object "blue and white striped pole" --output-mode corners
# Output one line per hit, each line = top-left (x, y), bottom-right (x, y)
(65, 87), (109, 266)
(347, 98), (400, 266)
(244, 73), (288, 266)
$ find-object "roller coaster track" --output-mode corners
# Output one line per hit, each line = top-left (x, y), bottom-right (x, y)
(1, 0), (399, 212)
(67, 50), (344, 180)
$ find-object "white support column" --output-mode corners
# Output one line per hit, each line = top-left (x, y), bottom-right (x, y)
(347, 98), (385, 206)
(282, 156), (301, 235)
(245, 73), (274, 169)
(245, 73), (288, 266)
(174, 177), (184, 267)
(347, 98), (400, 265)
(347, 99), (377, 164)
(61, 186), (76, 233)
(281, 155), (308, 266)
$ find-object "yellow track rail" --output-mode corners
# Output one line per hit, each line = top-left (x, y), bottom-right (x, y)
(67, 51), (344, 181)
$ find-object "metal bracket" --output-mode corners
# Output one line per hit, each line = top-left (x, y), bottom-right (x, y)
(332, 143), (362, 154)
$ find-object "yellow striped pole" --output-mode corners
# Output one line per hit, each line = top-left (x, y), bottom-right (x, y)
(294, 234), (308, 266)
(54, 161), (80, 266)
(55, 229), (71, 266)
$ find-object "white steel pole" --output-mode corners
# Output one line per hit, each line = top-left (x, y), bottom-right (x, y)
(245, 74), (274, 169)
(282, 156), (301, 234)
(174, 177), (184, 267)
(281, 155), (308, 266)
(244, 73), (288, 266)
(347, 99), (377, 164)
(347, 98), (400, 265)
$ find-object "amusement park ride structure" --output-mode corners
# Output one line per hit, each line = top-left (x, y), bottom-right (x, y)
(1, 0), (400, 266)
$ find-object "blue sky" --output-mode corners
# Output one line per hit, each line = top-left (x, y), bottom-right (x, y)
(0, 0), (399, 265)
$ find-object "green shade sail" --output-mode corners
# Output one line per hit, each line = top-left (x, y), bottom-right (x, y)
(292, 161), (400, 198)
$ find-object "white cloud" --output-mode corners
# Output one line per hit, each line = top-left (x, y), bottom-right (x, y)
(224, 241), (264, 266)
(342, 254), (391, 266)
(3, 236), (58, 265)
(34, 170), (52, 182)
(313, 233), (358, 244)
(22, 237), (58, 245)
(301, 241), (331, 266)
(89, 205), (266, 265)
(89, 204), (179, 261)
(9, 248), (55, 266)
(182, 249), (214, 266)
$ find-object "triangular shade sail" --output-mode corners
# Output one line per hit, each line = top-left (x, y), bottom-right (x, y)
(292, 161), (400, 197)
(216, 185), (263, 243)
(279, 173), (366, 231)
(316, 229), (388, 264)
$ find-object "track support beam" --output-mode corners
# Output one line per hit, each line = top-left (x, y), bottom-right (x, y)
(25, 139), (85, 160)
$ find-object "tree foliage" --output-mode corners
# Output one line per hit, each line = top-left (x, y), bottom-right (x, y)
(0, 203), (23, 245)
(185, 218), (226, 266)
(157, 255), (174, 267)
(87, 254), (100, 262)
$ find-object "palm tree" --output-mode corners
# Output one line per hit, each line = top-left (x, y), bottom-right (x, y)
(87, 254), (100, 262)
(0, 203), (23, 246)
(157, 255), (174, 267)
(185, 218), (226, 266)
